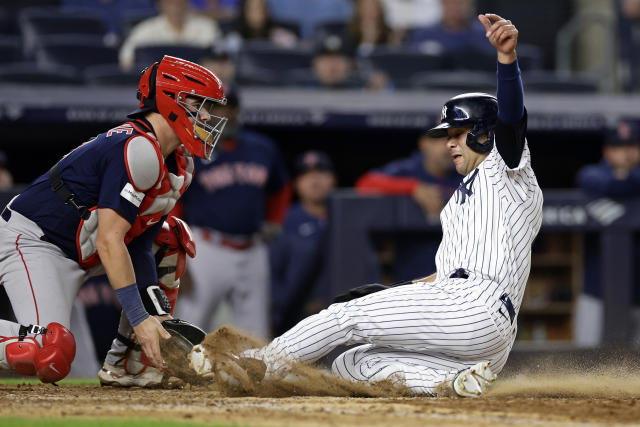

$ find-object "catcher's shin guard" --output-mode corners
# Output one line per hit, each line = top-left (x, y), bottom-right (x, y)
(5, 323), (76, 383)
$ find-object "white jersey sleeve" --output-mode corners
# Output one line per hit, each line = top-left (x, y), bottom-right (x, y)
(483, 140), (539, 204)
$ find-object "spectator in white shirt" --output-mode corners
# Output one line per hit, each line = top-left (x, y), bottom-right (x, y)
(120, 0), (222, 71)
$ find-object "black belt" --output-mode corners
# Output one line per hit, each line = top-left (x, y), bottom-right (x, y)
(449, 268), (469, 279)
(499, 293), (515, 324)
(49, 163), (90, 220)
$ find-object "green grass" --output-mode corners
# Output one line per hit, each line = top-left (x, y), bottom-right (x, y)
(0, 378), (99, 386)
(0, 418), (248, 427)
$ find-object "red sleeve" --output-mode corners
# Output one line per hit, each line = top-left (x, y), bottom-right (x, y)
(266, 183), (292, 224)
(355, 172), (420, 195)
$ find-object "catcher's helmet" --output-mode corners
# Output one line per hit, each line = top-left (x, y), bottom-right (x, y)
(425, 92), (498, 154)
(131, 56), (227, 160)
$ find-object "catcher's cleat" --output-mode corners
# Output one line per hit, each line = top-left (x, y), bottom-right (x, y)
(452, 361), (497, 397)
(99, 362), (165, 388)
(98, 351), (184, 389)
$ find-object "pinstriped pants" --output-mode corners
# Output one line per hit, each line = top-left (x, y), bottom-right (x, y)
(260, 281), (515, 395)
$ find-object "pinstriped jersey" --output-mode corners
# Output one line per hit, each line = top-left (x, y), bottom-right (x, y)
(434, 139), (543, 312)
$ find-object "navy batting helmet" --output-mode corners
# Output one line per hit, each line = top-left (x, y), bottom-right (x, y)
(425, 93), (498, 154)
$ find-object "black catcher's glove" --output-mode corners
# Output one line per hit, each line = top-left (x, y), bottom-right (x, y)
(332, 276), (426, 303)
(162, 319), (206, 352)
(333, 283), (390, 303)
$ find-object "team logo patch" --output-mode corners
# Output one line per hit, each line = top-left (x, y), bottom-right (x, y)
(120, 183), (145, 207)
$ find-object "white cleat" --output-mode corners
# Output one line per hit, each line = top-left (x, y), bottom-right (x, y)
(98, 362), (166, 388)
(453, 361), (497, 398)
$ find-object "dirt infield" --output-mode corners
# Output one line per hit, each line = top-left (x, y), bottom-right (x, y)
(2, 381), (640, 426)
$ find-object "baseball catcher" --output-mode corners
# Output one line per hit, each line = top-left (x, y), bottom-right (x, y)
(0, 56), (226, 383)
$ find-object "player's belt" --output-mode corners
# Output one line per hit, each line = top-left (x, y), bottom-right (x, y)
(200, 229), (254, 250)
(499, 293), (515, 324)
(449, 268), (469, 279)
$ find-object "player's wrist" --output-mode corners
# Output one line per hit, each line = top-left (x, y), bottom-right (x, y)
(114, 283), (150, 327)
(497, 50), (517, 65)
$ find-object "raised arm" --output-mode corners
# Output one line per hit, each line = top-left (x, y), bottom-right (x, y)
(479, 13), (527, 168)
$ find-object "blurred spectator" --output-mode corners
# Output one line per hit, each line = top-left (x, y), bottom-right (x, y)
(356, 135), (460, 280)
(347, 0), (393, 56)
(0, 151), (13, 190)
(191, 0), (241, 20)
(574, 119), (640, 347)
(292, 34), (385, 90)
(175, 90), (291, 340)
(200, 44), (236, 86)
(62, 0), (154, 36)
(619, 0), (640, 91)
(577, 121), (640, 198)
(379, 0), (442, 44)
(266, 0), (353, 39)
(228, 0), (298, 48)
(119, 0), (221, 71)
(270, 151), (336, 336)
(408, 0), (488, 55)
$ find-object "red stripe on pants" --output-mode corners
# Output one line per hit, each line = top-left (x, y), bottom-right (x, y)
(15, 234), (39, 324)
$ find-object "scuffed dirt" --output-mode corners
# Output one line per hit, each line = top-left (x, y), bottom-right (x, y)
(1, 384), (640, 426)
(188, 326), (411, 398)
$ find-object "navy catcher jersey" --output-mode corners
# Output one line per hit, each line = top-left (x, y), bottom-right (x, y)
(10, 120), (176, 285)
(183, 129), (289, 235)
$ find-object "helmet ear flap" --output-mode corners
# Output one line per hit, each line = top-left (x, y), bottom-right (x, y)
(136, 63), (159, 110)
(466, 123), (495, 154)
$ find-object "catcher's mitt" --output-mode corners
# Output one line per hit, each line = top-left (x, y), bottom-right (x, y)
(160, 319), (208, 384)
(333, 283), (390, 303)
(162, 319), (205, 350)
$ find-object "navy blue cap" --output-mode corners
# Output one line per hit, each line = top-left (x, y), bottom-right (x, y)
(606, 119), (640, 146)
(294, 151), (334, 176)
(314, 34), (352, 57)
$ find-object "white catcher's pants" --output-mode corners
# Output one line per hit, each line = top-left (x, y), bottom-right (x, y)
(259, 280), (516, 395)
(0, 206), (101, 371)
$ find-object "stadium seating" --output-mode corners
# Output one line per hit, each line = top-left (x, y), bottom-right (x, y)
(18, 7), (107, 56)
(363, 48), (445, 89)
(0, 62), (82, 85)
(524, 71), (599, 93)
(410, 70), (496, 92)
(133, 45), (209, 73)
(35, 36), (119, 72)
(444, 46), (496, 71)
(84, 64), (140, 86)
(314, 20), (348, 39)
(236, 40), (313, 86)
(0, 37), (24, 64)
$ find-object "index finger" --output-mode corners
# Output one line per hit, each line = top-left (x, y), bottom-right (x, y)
(477, 14), (491, 31)
(144, 337), (164, 368)
(483, 13), (505, 22)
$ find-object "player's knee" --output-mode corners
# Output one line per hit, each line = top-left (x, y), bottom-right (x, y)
(5, 322), (76, 383)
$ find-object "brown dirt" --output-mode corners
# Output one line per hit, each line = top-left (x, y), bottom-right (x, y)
(1, 384), (640, 426)
(42, 326), (628, 425)
(190, 326), (411, 398)
(5, 327), (640, 425)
